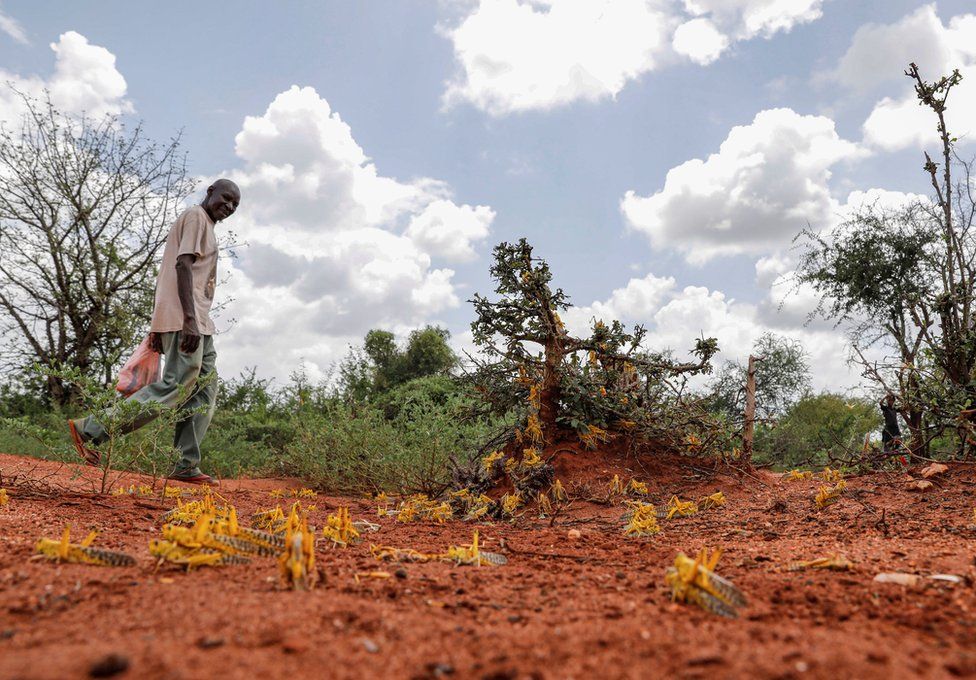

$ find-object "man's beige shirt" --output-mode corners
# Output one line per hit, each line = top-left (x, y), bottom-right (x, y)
(149, 205), (218, 335)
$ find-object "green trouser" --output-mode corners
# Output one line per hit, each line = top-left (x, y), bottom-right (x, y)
(78, 331), (218, 477)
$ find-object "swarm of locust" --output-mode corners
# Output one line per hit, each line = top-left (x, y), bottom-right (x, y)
(787, 554), (853, 572)
(160, 488), (230, 526)
(112, 484), (155, 497)
(658, 495), (699, 520)
(371, 531), (507, 567)
(500, 492), (523, 517)
(449, 488), (495, 520)
(551, 479), (569, 502)
(0, 488), (8, 508)
(622, 501), (661, 537)
(279, 505), (317, 590)
(627, 479), (649, 497)
(321, 507), (361, 547)
(35, 527), (136, 567)
(820, 467), (843, 483)
(607, 474), (626, 499)
(665, 548), (746, 618)
(251, 506), (287, 533)
(785, 470), (812, 482)
(387, 494), (453, 523)
(697, 491), (726, 511)
(152, 502), (286, 570)
(814, 480), (846, 509)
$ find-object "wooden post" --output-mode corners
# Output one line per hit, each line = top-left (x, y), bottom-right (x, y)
(742, 355), (758, 462)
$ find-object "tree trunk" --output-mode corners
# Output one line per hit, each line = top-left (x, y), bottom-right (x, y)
(905, 409), (925, 457)
(742, 355), (758, 462)
(538, 337), (563, 443)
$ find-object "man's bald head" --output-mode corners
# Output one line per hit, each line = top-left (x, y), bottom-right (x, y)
(202, 178), (241, 222)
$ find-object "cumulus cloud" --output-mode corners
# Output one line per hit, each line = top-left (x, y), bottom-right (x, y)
(565, 274), (855, 390)
(562, 273), (676, 336)
(215, 86), (493, 380)
(405, 200), (494, 262)
(825, 5), (951, 93)
(672, 18), (728, 65)
(441, 0), (674, 116)
(682, 0), (823, 41)
(755, 187), (927, 331)
(0, 31), (131, 124)
(621, 108), (863, 263)
(833, 5), (976, 151)
(0, 5), (28, 45)
(440, 0), (829, 114)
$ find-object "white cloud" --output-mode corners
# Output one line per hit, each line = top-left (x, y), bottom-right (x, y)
(566, 274), (855, 391)
(441, 0), (675, 116)
(826, 5), (951, 93)
(441, 0), (830, 115)
(672, 18), (729, 65)
(0, 31), (131, 124)
(562, 273), (676, 336)
(755, 187), (926, 331)
(405, 200), (494, 262)
(215, 86), (493, 381)
(0, 5), (28, 45)
(682, 0), (823, 40)
(839, 6), (976, 151)
(621, 108), (863, 263)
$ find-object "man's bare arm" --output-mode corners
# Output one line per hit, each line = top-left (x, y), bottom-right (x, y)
(175, 253), (200, 353)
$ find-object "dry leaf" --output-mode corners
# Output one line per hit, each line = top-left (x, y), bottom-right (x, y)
(920, 463), (948, 478)
(908, 479), (934, 491)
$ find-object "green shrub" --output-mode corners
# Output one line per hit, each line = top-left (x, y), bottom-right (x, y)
(754, 393), (879, 469)
(282, 378), (503, 494)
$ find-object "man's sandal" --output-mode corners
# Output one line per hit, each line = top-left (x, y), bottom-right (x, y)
(166, 472), (220, 487)
(67, 420), (100, 467)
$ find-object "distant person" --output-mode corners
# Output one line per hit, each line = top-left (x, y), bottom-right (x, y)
(68, 179), (241, 486)
(879, 394), (902, 454)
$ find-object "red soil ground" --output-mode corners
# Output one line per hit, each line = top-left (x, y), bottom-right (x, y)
(1, 447), (975, 680)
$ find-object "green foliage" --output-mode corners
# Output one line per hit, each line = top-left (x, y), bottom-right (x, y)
(280, 377), (502, 494)
(339, 326), (457, 401)
(468, 238), (720, 451)
(754, 393), (879, 469)
(796, 66), (976, 457)
(0, 89), (193, 404)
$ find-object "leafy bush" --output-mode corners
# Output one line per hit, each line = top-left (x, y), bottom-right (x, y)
(754, 393), (879, 469)
(281, 378), (501, 494)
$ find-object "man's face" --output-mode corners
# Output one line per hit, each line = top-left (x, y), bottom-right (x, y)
(205, 183), (241, 222)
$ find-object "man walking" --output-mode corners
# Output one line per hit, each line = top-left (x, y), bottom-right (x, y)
(68, 179), (241, 485)
(879, 393), (902, 455)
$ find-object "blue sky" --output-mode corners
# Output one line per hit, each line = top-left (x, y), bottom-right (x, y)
(1, 1), (974, 389)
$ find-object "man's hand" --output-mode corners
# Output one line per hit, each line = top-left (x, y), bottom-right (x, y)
(180, 321), (201, 354)
(148, 332), (163, 354)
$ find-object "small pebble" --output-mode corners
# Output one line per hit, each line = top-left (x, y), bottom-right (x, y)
(89, 653), (129, 678)
(567, 529), (581, 540)
(197, 636), (225, 649)
(395, 568), (408, 580)
(362, 638), (380, 654)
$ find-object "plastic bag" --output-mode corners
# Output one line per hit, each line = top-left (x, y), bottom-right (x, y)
(115, 336), (161, 397)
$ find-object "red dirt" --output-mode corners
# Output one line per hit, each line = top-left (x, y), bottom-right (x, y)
(2, 450), (976, 680)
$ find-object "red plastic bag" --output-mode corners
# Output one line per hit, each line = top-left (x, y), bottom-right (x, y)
(115, 336), (161, 397)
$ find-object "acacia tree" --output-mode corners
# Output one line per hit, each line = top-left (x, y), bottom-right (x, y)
(798, 64), (976, 455)
(469, 239), (718, 448)
(0, 90), (193, 404)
